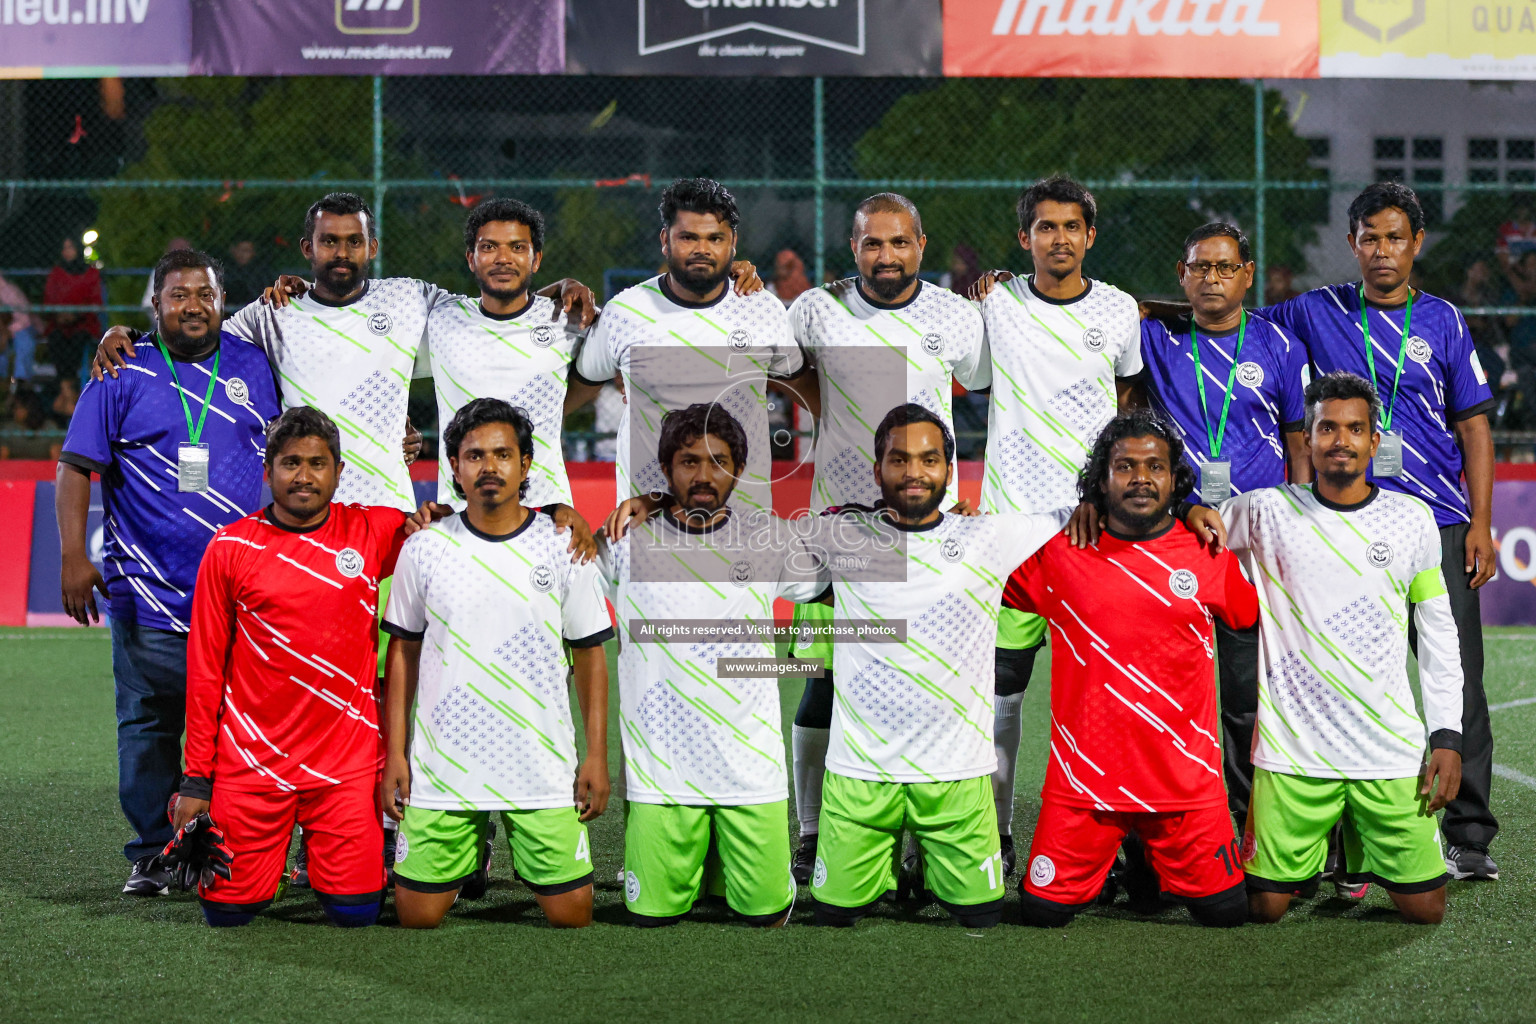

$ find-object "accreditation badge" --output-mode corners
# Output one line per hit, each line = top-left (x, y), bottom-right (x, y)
(1373, 432), (1404, 478)
(1199, 461), (1232, 505)
(177, 442), (210, 493)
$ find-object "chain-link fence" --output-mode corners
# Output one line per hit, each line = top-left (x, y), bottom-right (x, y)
(2, 74), (1534, 458)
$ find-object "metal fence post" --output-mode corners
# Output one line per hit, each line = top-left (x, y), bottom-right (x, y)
(373, 74), (385, 279)
(813, 77), (826, 286)
(1253, 78), (1266, 303)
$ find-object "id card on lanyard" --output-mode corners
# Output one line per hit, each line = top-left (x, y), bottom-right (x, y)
(155, 336), (221, 493)
(1357, 286), (1412, 478)
(1190, 313), (1247, 505)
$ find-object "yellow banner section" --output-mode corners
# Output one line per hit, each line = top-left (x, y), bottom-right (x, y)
(1321, 0), (1536, 77)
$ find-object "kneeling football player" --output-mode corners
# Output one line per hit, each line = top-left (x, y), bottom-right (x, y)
(1006, 411), (1257, 928)
(178, 407), (419, 927)
(599, 405), (826, 927)
(381, 399), (613, 928)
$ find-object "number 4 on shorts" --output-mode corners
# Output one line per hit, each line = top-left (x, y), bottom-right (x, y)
(575, 830), (590, 863)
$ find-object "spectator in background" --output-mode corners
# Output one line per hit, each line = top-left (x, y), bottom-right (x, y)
(11, 386), (47, 430)
(222, 239), (272, 308)
(139, 237), (192, 309)
(1496, 203), (1536, 275)
(44, 237), (104, 387)
(0, 272), (37, 386)
(1264, 264), (1299, 306)
(1497, 251), (1536, 431)
(768, 249), (811, 304)
(942, 243), (982, 297)
(52, 376), (79, 422)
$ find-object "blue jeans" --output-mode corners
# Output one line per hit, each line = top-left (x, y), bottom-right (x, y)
(110, 618), (188, 863)
(7, 325), (36, 380)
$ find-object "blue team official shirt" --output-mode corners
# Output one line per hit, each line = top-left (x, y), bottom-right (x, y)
(1266, 284), (1495, 528)
(1141, 313), (1306, 502)
(60, 330), (280, 632)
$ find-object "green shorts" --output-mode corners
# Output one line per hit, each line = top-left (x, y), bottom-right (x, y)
(1242, 768), (1448, 894)
(624, 800), (794, 922)
(813, 772), (1003, 911)
(791, 599), (833, 667)
(997, 607), (1047, 651)
(394, 805), (594, 896)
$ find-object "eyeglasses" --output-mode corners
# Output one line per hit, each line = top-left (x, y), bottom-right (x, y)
(1184, 261), (1248, 281)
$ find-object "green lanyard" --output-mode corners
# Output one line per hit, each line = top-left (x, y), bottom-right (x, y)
(1189, 312), (1247, 460)
(154, 334), (221, 446)
(1357, 284), (1413, 432)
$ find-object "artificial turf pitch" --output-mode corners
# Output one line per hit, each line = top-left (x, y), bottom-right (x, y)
(2, 627), (1533, 1024)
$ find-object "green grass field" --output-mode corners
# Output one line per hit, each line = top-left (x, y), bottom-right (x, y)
(2, 627), (1534, 1024)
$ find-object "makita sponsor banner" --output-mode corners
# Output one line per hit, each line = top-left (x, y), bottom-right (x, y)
(943, 0), (1319, 77)
(566, 0), (941, 75)
(0, 0), (191, 77)
(189, 0), (563, 76)
(1321, 0), (1536, 79)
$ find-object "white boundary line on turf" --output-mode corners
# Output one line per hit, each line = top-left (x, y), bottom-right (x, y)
(1493, 764), (1536, 791)
(1490, 696), (1536, 712)
(0, 634), (111, 639)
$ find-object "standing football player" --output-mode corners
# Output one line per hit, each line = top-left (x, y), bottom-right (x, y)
(970, 176), (1144, 875)
(1007, 411), (1257, 929)
(784, 192), (987, 883)
(176, 407), (414, 927)
(381, 399), (613, 928)
(1225, 372), (1464, 924)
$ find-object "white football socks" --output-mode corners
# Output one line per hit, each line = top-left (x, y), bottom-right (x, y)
(792, 725), (830, 836)
(992, 691), (1026, 836)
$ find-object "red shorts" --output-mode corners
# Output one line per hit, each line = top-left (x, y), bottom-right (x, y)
(1022, 800), (1243, 907)
(201, 773), (384, 909)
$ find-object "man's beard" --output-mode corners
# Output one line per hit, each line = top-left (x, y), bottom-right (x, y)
(315, 259), (368, 295)
(158, 319), (216, 357)
(476, 268), (527, 304)
(668, 254), (729, 296)
(1109, 487), (1170, 533)
(1318, 453), (1366, 491)
(864, 266), (917, 302)
(881, 478), (945, 520)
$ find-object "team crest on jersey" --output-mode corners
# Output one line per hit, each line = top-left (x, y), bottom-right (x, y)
(1081, 327), (1106, 352)
(1406, 337), (1433, 364)
(529, 564), (555, 593)
(625, 870), (640, 903)
(1240, 831), (1256, 863)
(367, 311), (393, 336)
(335, 548), (365, 579)
(1236, 362), (1265, 388)
(1029, 854), (1056, 886)
(940, 537), (964, 564)
(813, 856), (828, 888)
(1168, 568), (1199, 599)
(727, 328), (752, 351)
(920, 332), (945, 356)
(394, 831), (409, 863)
(729, 559), (755, 587)
(531, 324), (555, 349)
(1366, 540), (1394, 568)
(224, 377), (249, 405)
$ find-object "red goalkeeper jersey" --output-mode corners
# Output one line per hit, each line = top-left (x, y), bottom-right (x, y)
(185, 503), (408, 795)
(1003, 521), (1258, 813)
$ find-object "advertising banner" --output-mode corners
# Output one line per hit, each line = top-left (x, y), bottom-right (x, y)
(565, 0), (942, 76)
(942, 0), (1318, 78)
(1320, 0), (1536, 79)
(0, 0), (191, 77)
(189, 0), (563, 76)
(1486, 479), (1536, 627)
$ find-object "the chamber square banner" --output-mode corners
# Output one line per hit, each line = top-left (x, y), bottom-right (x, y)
(1320, 0), (1536, 79)
(188, 0), (564, 76)
(942, 0), (1319, 77)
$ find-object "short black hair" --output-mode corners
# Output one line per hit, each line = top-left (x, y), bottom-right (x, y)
(264, 405), (342, 468)
(657, 403), (748, 480)
(1304, 371), (1382, 433)
(659, 177), (740, 233)
(463, 197), (545, 254)
(1348, 182), (1424, 238)
(304, 192), (374, 243)
(443, 398), (535, 500)
(1017, 175), (1096, 234)
(1079, 410), (1195, 517)
(873, 403), (954, 465)
(853, 192), (923, 237)
(152, 249), (225, 301)
(1182, 222), (1251, 264)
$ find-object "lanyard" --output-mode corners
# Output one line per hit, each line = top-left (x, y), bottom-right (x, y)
(1357, 284), (1413, 432)
(154, 334), (221, 446)
(1189, 312), (1247, 460)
